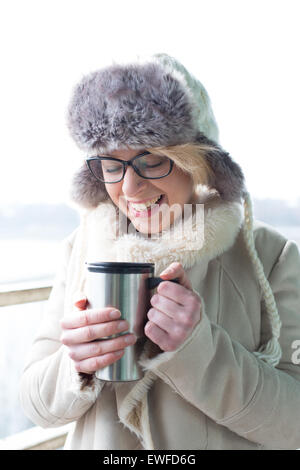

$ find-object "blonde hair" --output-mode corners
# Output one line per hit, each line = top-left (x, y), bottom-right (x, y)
(146, 142), (215, 188)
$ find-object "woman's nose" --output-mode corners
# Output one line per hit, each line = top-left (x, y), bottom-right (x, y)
(122, 166), (146, 196)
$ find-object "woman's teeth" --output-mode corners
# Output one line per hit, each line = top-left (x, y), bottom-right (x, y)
(130, 195), (162, 212)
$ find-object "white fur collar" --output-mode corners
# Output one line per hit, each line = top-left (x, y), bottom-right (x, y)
(82, 184), (244, 277)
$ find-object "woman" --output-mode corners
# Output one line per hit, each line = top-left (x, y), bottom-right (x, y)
(20, 53), (300, 450)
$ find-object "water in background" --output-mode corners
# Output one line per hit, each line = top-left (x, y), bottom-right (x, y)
(1, 225), (300, 440)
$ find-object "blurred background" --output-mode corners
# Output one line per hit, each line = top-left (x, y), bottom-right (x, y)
(1, 0), (300, 446)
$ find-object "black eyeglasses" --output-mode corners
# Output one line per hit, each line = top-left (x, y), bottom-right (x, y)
(85, 151), (174, 183)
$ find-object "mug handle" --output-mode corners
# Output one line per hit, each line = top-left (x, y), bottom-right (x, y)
(146, 277), (180, 290)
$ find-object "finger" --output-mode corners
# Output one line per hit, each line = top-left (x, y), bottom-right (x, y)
(68, 333), (137, 361)
(147, 307), (175, 333)
(150, 293), (183, 318)
(151, 291), (199, 331)
(60, 308), (121, 329)
(159, 262), (192, 290)
(144, 320), (171, 351)
(74, 350), (125, 374)
(156, 280), (195, 307)
(61, 319), (129, 345)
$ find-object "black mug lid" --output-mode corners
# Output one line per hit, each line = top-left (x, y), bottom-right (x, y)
(86, 261), (155, 274)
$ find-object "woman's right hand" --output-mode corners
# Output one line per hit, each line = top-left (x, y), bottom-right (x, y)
(60, 295), (137, 374)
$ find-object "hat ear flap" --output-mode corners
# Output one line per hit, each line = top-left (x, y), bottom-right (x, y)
(70, 164), (108, 209)
(195, 133), (246, 202)
(205, 148), (246, 202)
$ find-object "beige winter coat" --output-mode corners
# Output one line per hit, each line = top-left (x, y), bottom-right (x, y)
(19, 192), (300, 450)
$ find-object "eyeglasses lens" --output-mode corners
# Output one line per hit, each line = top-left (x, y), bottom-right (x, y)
(135, 154), (171, 179)
(88, 154), (171, 183)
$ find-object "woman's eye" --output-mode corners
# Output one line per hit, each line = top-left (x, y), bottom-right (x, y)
(139, 157), (165, 169)
(144, 161), (162, 169)
(107, 168), (120, 173)
(103, 166), (122, 173)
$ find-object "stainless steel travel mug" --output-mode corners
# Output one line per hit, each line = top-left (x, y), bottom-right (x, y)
(85, 261), (179, 382)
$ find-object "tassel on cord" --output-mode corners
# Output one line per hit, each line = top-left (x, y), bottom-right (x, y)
(242, 191), (282, 367)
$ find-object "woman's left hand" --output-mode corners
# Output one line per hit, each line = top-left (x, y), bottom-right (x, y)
(145, 262), (202, 352)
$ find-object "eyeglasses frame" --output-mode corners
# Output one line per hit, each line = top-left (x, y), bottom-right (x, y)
(85, 151), (174, 183)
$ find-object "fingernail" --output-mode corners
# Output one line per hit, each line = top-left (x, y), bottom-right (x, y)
(118, 320), (128, 331)
(125, 334), (136, 344)
(110, 309), (121, 319)
(114, 350), (124, 357)
(74, 297), (86, 306)
(160, 268), (171, 276)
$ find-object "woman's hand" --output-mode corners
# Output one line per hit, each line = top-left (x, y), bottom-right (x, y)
(60, 295), (137, 374)
(145, 262), (202, 352)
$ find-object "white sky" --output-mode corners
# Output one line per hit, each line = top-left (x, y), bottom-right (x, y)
(0, 0), (299, 207)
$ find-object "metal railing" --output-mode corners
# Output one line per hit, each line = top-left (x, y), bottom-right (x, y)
(0, 282), (71, 450)
(0, 423), (72, 450)
(0, 283), (52, 307)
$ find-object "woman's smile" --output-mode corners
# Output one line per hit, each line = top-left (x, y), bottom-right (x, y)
(127, 194), (165, 218)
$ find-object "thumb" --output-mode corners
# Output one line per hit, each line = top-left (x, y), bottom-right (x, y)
(160, 262), (192, 290)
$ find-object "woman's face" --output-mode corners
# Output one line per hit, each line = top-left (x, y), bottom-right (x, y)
(104, 148), (197, 234)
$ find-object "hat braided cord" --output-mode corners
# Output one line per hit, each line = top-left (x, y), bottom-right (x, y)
(242, 191), (282, 367)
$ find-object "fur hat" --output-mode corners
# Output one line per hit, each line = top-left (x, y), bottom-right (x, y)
(67, 53), (219, 153)
(67, 53), (245, 208)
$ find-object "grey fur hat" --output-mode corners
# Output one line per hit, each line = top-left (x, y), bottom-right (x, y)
(67, 53), (246, 208)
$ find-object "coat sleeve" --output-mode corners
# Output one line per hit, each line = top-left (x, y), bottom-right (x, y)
(140, 239), (300, 449)
(19, 232), (104, 428)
